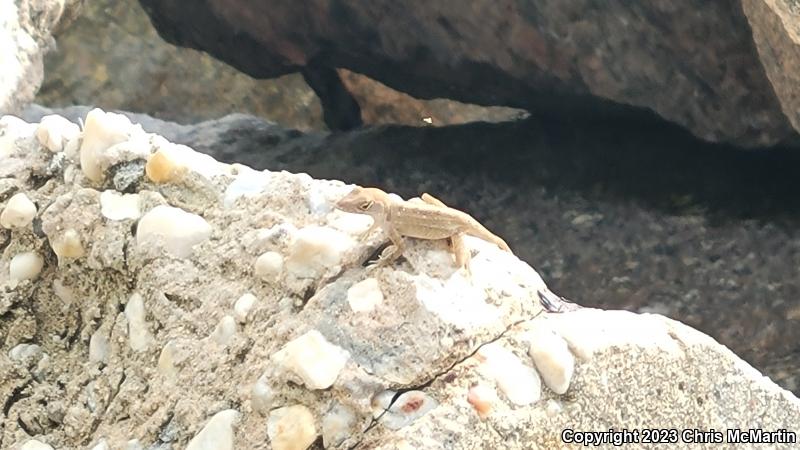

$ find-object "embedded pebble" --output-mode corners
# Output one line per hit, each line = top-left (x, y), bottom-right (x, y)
(285, 226), (354, 277)
(145, 146), (187, 183)
(53, 279), (75, 305)
(146, 142), (228, 183)
(346, 278), (383, 313)
(111, 159), (146, 192)
(371, 389), (396, 418)
(50, 228), (85, 258)
(126, 439), (143, 450)
(9, 343), (42, 364)
(271, 329), (349, 389)
(467, 383), (498, 419)
(80, 108), (144, 182)
(9, 251), (44, 282)
(90, 439), (109, 450)
(255, 223), (297, 249)
(327, 209), (373, 235)
(19, 439), (54, 450)
(528, 326), (575, 394)
(545, 399), (563, 417)
(186, 409), (240, 450)
(1, 192), (36, 228)
(379, 390), (439, 430)
(157, 340), (183, 378)
(251, 375), (274, 414)
(267, 405), (317, 450)
(322, 404), (356, 448)
(477, 343), (541, 406)
(233, 293), (256, 323)
(36, 115), (80, 152)
(223, 168), (270, 207)
(136, 205), (212, 258)
(100, 190), (141, 220)
(254, 251), (284, 281)
(125, 293), (151, 352)
(210, 315), (237, 345)
(306, 183), (337, 215)
(89, 330), (109, 364)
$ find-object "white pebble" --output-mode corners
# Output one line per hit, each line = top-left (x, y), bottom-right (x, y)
(222, 168), (270, 207)
(210, 315), (237, 345)
(8, 343), (42, 363)
(322, 404), (356, 448)
(80, 108), (141, 182)
(285, 226), (354, 277)
(477, 343), (541, 406)
(89, 439), (109, 450)
(379, 390), (439, 430)
(545, 399), (563, 417)
(19, 439), (54, 450)
(251, 375), (274, 414)
(36, 115), (80, 152)
(9, 252), (44, 282)
(346, 278), (383, 313)
(267, 405), (317, 450)
(233, 293), (256, 323)
(1, 192), (36, 228)
(100, 190), (141, 220)
(529, 327), (575, 394)
(125, 293), (151, 352)
(89, 330), (109, 364)
(126, 440), (143, 450)
(50, 228), (85, 258)
(186, 409), (240, 450)
(271, 329), (349, 390)
(136, 205), (212, 258)
(370, 389), (396, 418)
(254, 251), (284, 281)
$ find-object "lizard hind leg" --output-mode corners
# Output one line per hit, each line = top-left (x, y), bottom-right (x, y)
(420, 192), (447, 207)
(423, 194), (472, 274)
(450, 233), (472, 275)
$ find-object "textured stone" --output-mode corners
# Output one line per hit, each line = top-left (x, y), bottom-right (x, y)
(0, 0), (82, 115)
(137, 0), (793, 147)
(743, 0), (800, 140)
(3, 111), (799, 449)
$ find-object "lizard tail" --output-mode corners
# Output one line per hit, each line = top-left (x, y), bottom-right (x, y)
(466, 216), (511, 252)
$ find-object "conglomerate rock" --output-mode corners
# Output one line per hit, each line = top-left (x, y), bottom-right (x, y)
(1, 109), (798, 448)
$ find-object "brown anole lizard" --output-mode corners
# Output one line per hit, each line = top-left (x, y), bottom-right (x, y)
(335, 186), (511, 271)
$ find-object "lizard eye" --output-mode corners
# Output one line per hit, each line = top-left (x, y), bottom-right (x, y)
(359, 201), (373, 211)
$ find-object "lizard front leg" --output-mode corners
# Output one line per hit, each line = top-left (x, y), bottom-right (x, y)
(372, 225), (405, 267)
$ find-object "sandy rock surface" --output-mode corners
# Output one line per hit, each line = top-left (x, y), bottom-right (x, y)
(1, 110), (799, 448)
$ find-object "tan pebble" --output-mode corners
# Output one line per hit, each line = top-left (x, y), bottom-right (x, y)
(267, 405), (317, 450)
(467, 383), (498, 419)
(145, 148), (186, 183)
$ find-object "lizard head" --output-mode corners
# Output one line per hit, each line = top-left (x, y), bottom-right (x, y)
(335, 187), (387, 218)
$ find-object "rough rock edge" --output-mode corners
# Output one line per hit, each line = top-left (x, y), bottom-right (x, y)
(0, 0), (82, 115)
(0, 110), (798, 449)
